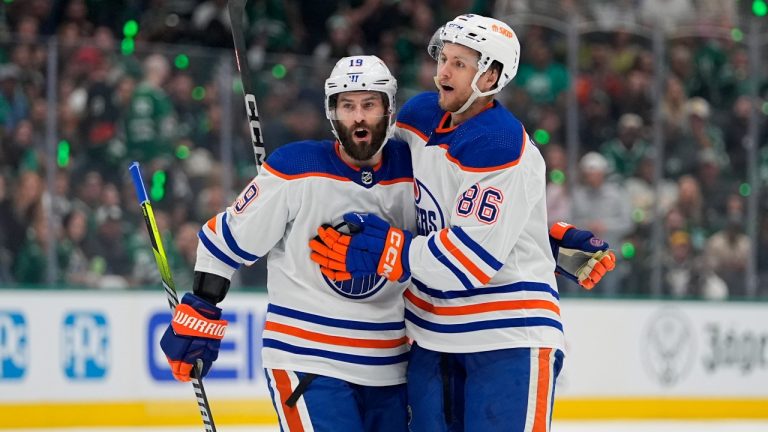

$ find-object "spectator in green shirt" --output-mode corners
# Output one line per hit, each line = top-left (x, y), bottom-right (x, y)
(0, 64), (29, 133)
(514, 41), (569, 105)
(600, 113), (652, 180)
(124, 54), (177, 163)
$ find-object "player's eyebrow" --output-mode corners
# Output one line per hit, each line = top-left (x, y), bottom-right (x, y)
(338, 94), (379, 103)
(442, 52), (478, 64)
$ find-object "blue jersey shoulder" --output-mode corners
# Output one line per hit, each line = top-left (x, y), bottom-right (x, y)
(264, 140), (337, 176)
(264, 139), (412, 184)
(447, 103), (526, 170)
(381, 139), (413, 180)
(396, 92), (441, 138)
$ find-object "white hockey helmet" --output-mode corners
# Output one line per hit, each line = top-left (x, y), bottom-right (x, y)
(324, 55), (398, 140)
(428, 14), (520, 114)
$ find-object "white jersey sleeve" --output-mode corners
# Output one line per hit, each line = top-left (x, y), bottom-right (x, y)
(194, 165), (294, 280)
(407, 131), (552, 291)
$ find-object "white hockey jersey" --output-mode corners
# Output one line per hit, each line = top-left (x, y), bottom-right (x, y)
(194, 139), (416, 386)
(395, 92), (565, 354)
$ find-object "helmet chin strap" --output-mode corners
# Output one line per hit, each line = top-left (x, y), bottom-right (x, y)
(453, 69), (502, 115)
(454, 89), (480, 115)
(384, 112), (395, 141)
(434, 75), (478, 115)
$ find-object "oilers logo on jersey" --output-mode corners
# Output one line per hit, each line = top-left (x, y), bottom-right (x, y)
(414, 178), (444, 236)
(322, 273), (388, 299)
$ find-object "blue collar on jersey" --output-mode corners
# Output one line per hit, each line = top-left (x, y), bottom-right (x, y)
(330, 141), (412, 189)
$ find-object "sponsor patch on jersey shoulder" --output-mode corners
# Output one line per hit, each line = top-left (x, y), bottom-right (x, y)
(233, 180), (259, 214)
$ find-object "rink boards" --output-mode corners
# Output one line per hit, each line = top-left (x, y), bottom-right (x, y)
(0, 290), (766, 428)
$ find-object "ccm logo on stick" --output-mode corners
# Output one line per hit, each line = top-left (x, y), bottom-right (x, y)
(245, 94), (266, 165)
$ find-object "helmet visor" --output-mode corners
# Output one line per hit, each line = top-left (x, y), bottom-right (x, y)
(427, 26), (445, 60)
(327, 91), (390, 122)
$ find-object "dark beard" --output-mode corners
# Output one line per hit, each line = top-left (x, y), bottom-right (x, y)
(336, 118), (388, 162)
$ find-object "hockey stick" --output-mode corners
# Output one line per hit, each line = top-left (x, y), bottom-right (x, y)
(228, 0), (266, 171)
(227, 0), (321, 404)
(129, 162), (217, 432)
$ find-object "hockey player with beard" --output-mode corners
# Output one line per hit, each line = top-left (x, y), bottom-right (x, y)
(159, 55), (414, 432)
(310, 15), (617, 431)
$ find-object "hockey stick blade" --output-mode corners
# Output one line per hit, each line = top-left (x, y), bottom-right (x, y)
(129, 162), (217, 432)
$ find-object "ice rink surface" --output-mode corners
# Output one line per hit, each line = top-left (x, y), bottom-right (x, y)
(5, 421), (768, 432)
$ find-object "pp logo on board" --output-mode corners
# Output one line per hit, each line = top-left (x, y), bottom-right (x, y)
(62, 312), (109, 380)
(0, 311), (28, 380)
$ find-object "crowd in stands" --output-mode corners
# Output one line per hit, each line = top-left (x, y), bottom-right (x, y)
(1, 0), (767, 299)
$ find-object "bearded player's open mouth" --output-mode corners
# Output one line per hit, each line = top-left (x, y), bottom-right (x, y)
(353, 128), (370, 139)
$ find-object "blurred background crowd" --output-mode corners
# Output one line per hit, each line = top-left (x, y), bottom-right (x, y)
(1, 0), (768, 299)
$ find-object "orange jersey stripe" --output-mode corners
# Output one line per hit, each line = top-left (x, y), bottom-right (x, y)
(263, 162), (350, 182)
(395, 121), (429, 142)
(443, 127), (528, 172)
(205, 216), (217, 234)
(378, 177), (414, 186)
(533, 348), (553, 432)
(272, 369), (305, 432)
(435, 111), (459, 133)
(434, 102), (493, 134)
(439, 229), (491, 284)
(404, 290), (560, 316)
(265, 321), (409, 349)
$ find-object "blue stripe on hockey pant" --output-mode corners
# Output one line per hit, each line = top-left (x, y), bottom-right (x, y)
(264, 368), (407, 432)
(406, 344), (564, 432)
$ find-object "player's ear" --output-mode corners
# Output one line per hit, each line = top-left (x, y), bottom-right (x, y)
(479, 67), (498, 92)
